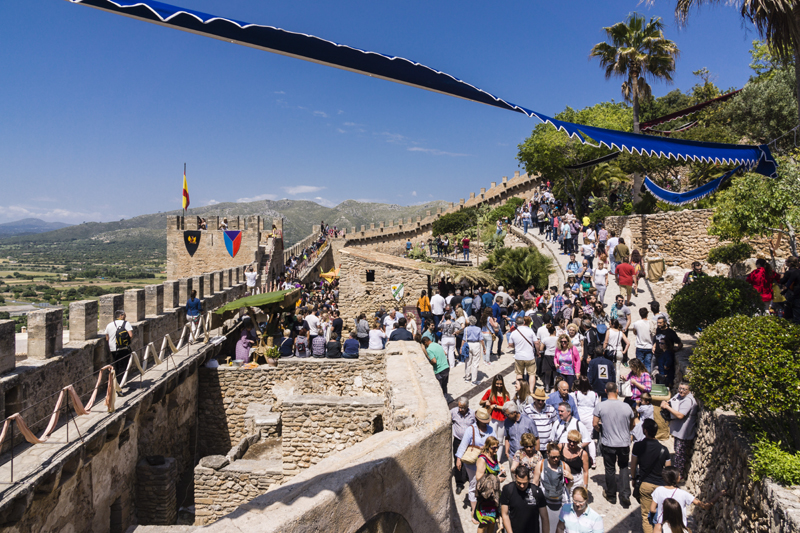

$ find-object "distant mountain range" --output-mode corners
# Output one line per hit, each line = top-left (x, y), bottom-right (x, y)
(0, 218), (72, 237)
(0, 199), (449, 260)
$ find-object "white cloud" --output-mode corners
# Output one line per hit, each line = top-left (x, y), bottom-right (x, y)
(411, 191), (417, 196)
(379, 132), (408, 144)
(274, 90), (286, 94)
(0, 205), (104, 224)
(205, 199), (220, 206)
(338, 110), (344, 115)
(314, 196), (336, 208)
(283, 185), (324, 195)
(236, 194), (277, 203)
(313, 111), (329, 118)
(337, 128), (346, 134)
(407, 147), (469, 157)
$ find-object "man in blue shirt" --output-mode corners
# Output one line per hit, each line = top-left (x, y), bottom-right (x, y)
(461, 291), (473, 317)
(546, 379), (581, 421)
(566, 254), (580, 276)
(482, 289), (495, 310)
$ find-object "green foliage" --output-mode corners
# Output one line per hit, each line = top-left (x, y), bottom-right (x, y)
(432, 208), (477, 237)
(588, 205), (624, 225)
(751, 440), (800, 485)
(480, 246), (554, 292)
(483, 231), (506, 253)
(667, 276), (764, 333)
(632, 192), (658, 215)
(406, 247), (433, 263)
(707, 242), (755, 266)
(710, 156), (800, 256)
(486, 197), (524, 223)
(749, 40), (794, 81)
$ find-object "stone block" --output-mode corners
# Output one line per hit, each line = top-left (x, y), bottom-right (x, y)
(69, 300), (98, 342)
(0, 320), (15, 374)
(178, 277), (193, 304)
(163, 280), (180, 309)
(224, 269), (233, 288)
(99, 294), (124, 330)
(215, 271), (225, 292)
(145, 285), (164, 316)
(124, 289), (146, 322)
(199, 455), (230, 470)
(192, 276), (204, 299)
(203, 273), (214, 296)
(27, 308), (63, 360)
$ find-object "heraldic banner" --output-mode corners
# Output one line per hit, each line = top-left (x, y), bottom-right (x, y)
(184, 231), (201, 257)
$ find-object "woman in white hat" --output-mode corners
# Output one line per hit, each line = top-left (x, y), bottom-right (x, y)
(455, 407), (496, 521)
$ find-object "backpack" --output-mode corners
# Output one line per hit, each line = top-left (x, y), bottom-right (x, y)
(476, 470), (501, 503)
(295, 337), (308, 355)
(114, 321), (131, 350)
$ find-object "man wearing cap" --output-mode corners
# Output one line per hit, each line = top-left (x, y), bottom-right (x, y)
(503, 402), (538, 472)
(523, 388), (558, 457)
(463, 315), (483, 384)
(456, 407), (496, 517)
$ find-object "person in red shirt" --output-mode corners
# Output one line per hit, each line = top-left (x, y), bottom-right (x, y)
(746, 258), (780, 303)
(480, 374), (511, 462)
(615, 259), (636, 306)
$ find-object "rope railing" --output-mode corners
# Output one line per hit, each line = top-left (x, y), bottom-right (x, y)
(0, 310), (216, 483)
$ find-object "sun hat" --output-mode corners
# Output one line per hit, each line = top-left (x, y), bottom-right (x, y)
(532, 388), (548, 401)
(475, 408), (491, 423)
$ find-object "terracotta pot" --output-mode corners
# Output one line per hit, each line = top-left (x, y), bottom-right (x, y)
(266, 357), (278, 367)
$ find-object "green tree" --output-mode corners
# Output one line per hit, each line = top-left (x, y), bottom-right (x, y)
(590, 12), (680, 202)
(709, 156), (800, 257)
(517, 102), (633, 214)
(690, 315), (800, 449)
(667, 0), (800, 122)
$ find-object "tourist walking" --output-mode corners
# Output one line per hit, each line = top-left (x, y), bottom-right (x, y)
(631, 419), (671, 533)
(632, 307), (655, 373)
(104, 309), (133, 378)
(538, 323), (559, 392)
(508, 315), (539, 392)
(474, 437), (504, 531)
(510, 432), (542, 473)
(440, 313), (458, 368)
(624, 358), (652, 410)
(452, 397), (476, 494)
(660, 382), (698, 478)
(556, 487), (604, 533)
(571, 376), (599, 467)
(534, 442), (573, 531)
(593, 382), (634, 507)
(650, 466), (724, 529)
(481, 375), (512, 462)
(456, 408), (496, 518)
(525, 388), (558, 457)
(503, 402), (539, 472)
(185, 289), (202, 338)
(615, 257), (636, 306)
(422, 337), (450, 395)
(561, 429), (590, 496)
(500, 465), (550, 533)
(653, 498), (690, 533)
(554, 335), (581, 390)
(464, 316), (483, 384)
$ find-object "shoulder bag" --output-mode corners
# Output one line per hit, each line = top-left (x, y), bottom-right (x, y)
(633, 446), (668, 502)
(461, 426), (482, 464)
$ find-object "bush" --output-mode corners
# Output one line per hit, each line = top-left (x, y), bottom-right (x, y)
(432, 207), (477, 237)
(707, 242), (755, 266)
(667, 276), (764, 333)
(751, 440), (800, 486)
(480, 246), (554, 292)
(588, 205), (623, 225)
(486, 197), (524, 223)
(690, 315), (800, 448)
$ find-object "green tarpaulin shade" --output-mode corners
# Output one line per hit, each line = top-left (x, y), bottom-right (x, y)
(214, 289), (299, 314)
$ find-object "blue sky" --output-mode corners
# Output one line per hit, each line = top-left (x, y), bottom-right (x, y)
(0, 0), (763, 223)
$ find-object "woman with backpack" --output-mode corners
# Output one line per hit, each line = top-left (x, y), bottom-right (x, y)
(294, 327), (309, 358)
(534, 442), (573, 532)
(474, 436), (505, 531)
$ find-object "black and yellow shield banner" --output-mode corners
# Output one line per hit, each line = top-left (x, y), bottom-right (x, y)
(184, 231), (201, 256)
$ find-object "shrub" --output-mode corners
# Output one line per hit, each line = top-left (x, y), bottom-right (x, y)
(751, 440), (800, 486)
(588, 205), (623, 225)
(690, 315), (800, 448)
(486, 197), (524, 223)
(667, 276), (764, 333)
(432, 207), (477, 237)
(707, 242), (755, 266)
(480, 246), (554, 292)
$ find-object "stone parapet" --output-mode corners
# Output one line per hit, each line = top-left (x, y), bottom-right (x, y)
(197, 352), (386, 457)
(281, 395), (385, 472)
(68, 300), (98, 343)
(686, 407), (800, 533)
(27, 308), (63, 360)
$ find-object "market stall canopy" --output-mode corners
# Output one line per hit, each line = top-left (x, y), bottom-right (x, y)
(215, 288), (300, 314)
(319, 267), (340, 281)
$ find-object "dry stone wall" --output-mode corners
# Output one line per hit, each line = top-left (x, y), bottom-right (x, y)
(281, 395), (385, 473)
(197, 352), (386, 456)
(603, 210), (792, 269)
(686, 406), (800, 532)
(337, 248), (431, 334)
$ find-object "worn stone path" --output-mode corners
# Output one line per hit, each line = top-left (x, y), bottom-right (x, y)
(444, 227), (695, 533)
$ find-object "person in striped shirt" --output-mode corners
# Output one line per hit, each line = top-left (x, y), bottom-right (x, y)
(521, 387), (558, 458)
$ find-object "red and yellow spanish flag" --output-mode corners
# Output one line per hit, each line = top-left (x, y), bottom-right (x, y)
(182, 164), (190, 209)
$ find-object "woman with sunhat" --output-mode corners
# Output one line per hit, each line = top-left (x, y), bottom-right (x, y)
(456, 408), (496, 520)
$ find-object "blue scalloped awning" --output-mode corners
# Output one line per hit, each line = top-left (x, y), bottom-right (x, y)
(67, 0), (778, 178)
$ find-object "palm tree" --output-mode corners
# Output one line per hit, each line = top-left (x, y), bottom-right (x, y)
(591, 13), (680, 201)
(667, 0), (800, 123)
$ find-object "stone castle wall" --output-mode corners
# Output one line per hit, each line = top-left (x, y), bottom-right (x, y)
(342, 171), (542, 255)
(167, 215), (286, 280)
(197, 353), (386, 457)
(686, 406), (800, 533)
(337, 248), (431, 334)
(281, 395), (385, 472)
(603, 209), (792, 269)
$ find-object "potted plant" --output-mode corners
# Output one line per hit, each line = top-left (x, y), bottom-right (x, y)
(265, 345), (280, 367)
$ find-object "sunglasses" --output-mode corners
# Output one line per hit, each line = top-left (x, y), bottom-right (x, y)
(568, 440), (581, 445)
